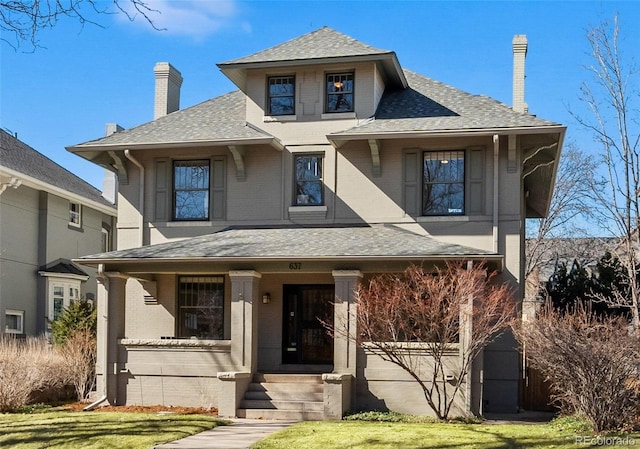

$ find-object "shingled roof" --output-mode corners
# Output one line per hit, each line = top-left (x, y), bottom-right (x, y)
(1, 129), (115, 209)
(220, 26), (393, 65)
(78, 225), (500, 263)
(68, 91), (279, 150)
(68, 25), (565, 161)
(218, 26), (407, 92)
(329, 70), (561, 140)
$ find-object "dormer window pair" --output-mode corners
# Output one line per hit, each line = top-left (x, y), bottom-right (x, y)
(267, 72), (354, 116)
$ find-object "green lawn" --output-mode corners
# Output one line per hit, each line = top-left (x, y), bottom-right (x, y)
(252, 420), (640, 449)
(0, 409), (224, 449)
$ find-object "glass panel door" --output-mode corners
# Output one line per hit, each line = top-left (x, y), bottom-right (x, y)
(282, 285), (334, 364)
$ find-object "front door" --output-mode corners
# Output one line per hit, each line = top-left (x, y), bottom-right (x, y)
(282, 284), (334, 364)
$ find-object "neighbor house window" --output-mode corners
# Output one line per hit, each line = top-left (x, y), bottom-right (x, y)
(268, 75), (295, 116)
(5, 310), (24, 334)
(101, 228), (110, 252)
(69, 202), (81, 227)
(423, 151), (465, 215)
(294, 155), (323, 205)
(326, 72), (354, 113)
(178, 276), (224, 340)
(49, 282), (80, 322)
(173, 160), (210, 221)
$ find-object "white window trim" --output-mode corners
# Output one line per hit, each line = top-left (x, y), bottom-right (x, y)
(69, 202), (82, 228)
(5, 309), (24, 334)
(38, 272), (88, 324)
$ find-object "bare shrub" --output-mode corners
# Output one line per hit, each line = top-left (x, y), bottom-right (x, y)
(335, 262), (515, 419)
(0, 336), (67, 412)
(59, 329), (97, 402)
(515, 303), (640, 431)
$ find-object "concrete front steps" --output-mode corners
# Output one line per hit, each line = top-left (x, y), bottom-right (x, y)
(236, 373), (325, 421)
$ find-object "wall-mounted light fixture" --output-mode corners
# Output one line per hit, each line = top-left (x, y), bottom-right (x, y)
(262, 293), (271, 304)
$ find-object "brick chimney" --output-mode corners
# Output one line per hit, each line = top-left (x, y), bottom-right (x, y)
(512, 35), (528, 114)
(154, 62), (183, 119)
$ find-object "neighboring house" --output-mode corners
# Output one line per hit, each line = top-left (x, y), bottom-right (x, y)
(67, 28), (565, 419)
(0, 129), (117, 337)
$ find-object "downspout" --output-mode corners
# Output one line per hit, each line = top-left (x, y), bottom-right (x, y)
(492, 135), (500, 253)
(84, 264), (108, 411)
(124, 150), (144, 247)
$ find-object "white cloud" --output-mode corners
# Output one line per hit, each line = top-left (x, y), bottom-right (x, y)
(117, 0), (239, 38)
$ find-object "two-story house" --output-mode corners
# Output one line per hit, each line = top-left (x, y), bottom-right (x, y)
(0, 129), (117, 337)
(68, 28), (564, 419)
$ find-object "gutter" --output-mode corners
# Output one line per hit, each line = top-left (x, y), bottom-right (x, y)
(327, 125), (567, 143)
(493, 135), (500, 253)
(0, 166), (117, 216)
(124, 150), (144, 247)
(67, 136), (280, 153)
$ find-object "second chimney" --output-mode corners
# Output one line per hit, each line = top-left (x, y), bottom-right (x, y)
(512, 35), (528, 114)
(154, 62), (183, 120)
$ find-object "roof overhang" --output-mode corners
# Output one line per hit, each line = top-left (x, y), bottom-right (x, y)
(66, 136), (285, 173)
(327, 125), (567, 147)
(218, 52), (408, 93)
(0, 166), (116, 216)
(74, 226), (504, 274)
(328, 125), (566, 219)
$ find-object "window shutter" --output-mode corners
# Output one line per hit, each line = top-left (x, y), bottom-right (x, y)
(154, 159), (170, 221)
(403, 151), (419, 215)
(211, 157), (226, 220)
(468, 147), (485, 215)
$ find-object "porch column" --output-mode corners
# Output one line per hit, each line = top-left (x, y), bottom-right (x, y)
(102, 272), (128, 406)
(229, 270), (261, 373)
(332, 270), (362, 376)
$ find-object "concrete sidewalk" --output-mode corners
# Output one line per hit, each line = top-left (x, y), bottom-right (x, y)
(153, 419), (296, 449)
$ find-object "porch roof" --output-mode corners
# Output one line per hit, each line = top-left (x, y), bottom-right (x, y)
(76, 225), (501, 265)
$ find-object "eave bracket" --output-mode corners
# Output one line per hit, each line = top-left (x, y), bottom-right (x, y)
(368, 139), (382, 177)
(228, 145), (246, 181)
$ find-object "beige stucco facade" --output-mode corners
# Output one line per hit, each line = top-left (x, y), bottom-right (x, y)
(70, 28), (564, 418)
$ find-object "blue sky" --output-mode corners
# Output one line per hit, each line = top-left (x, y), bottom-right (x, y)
(2, 0), (638, 190)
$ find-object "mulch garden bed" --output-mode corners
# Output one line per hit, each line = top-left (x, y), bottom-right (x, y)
(62, 402), (218, 415)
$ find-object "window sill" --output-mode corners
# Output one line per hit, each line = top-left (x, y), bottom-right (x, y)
(321, 112), (356, 120)
(264, 115), (297, 122)
(288, 205), (328, 220)
(416, 215), (470, 223)
(161, 221), (216, 227)
(119, 338), (231, 351)
(68, 223), (84, 232)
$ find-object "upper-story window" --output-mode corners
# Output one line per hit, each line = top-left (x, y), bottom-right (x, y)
(326, 72), (354, 113)
(174, 160), (210, 221)
(422, 151), (465, 216)
(69, 202), (81, 227)
(295, 154), (323, 206)
(268, 75), (295, 116)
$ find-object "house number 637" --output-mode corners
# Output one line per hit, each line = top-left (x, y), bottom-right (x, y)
(289, 262), (302, 270)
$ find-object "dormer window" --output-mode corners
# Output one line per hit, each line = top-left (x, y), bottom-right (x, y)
(268, 75), (295, 116)
(326, 72), (354, 113)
